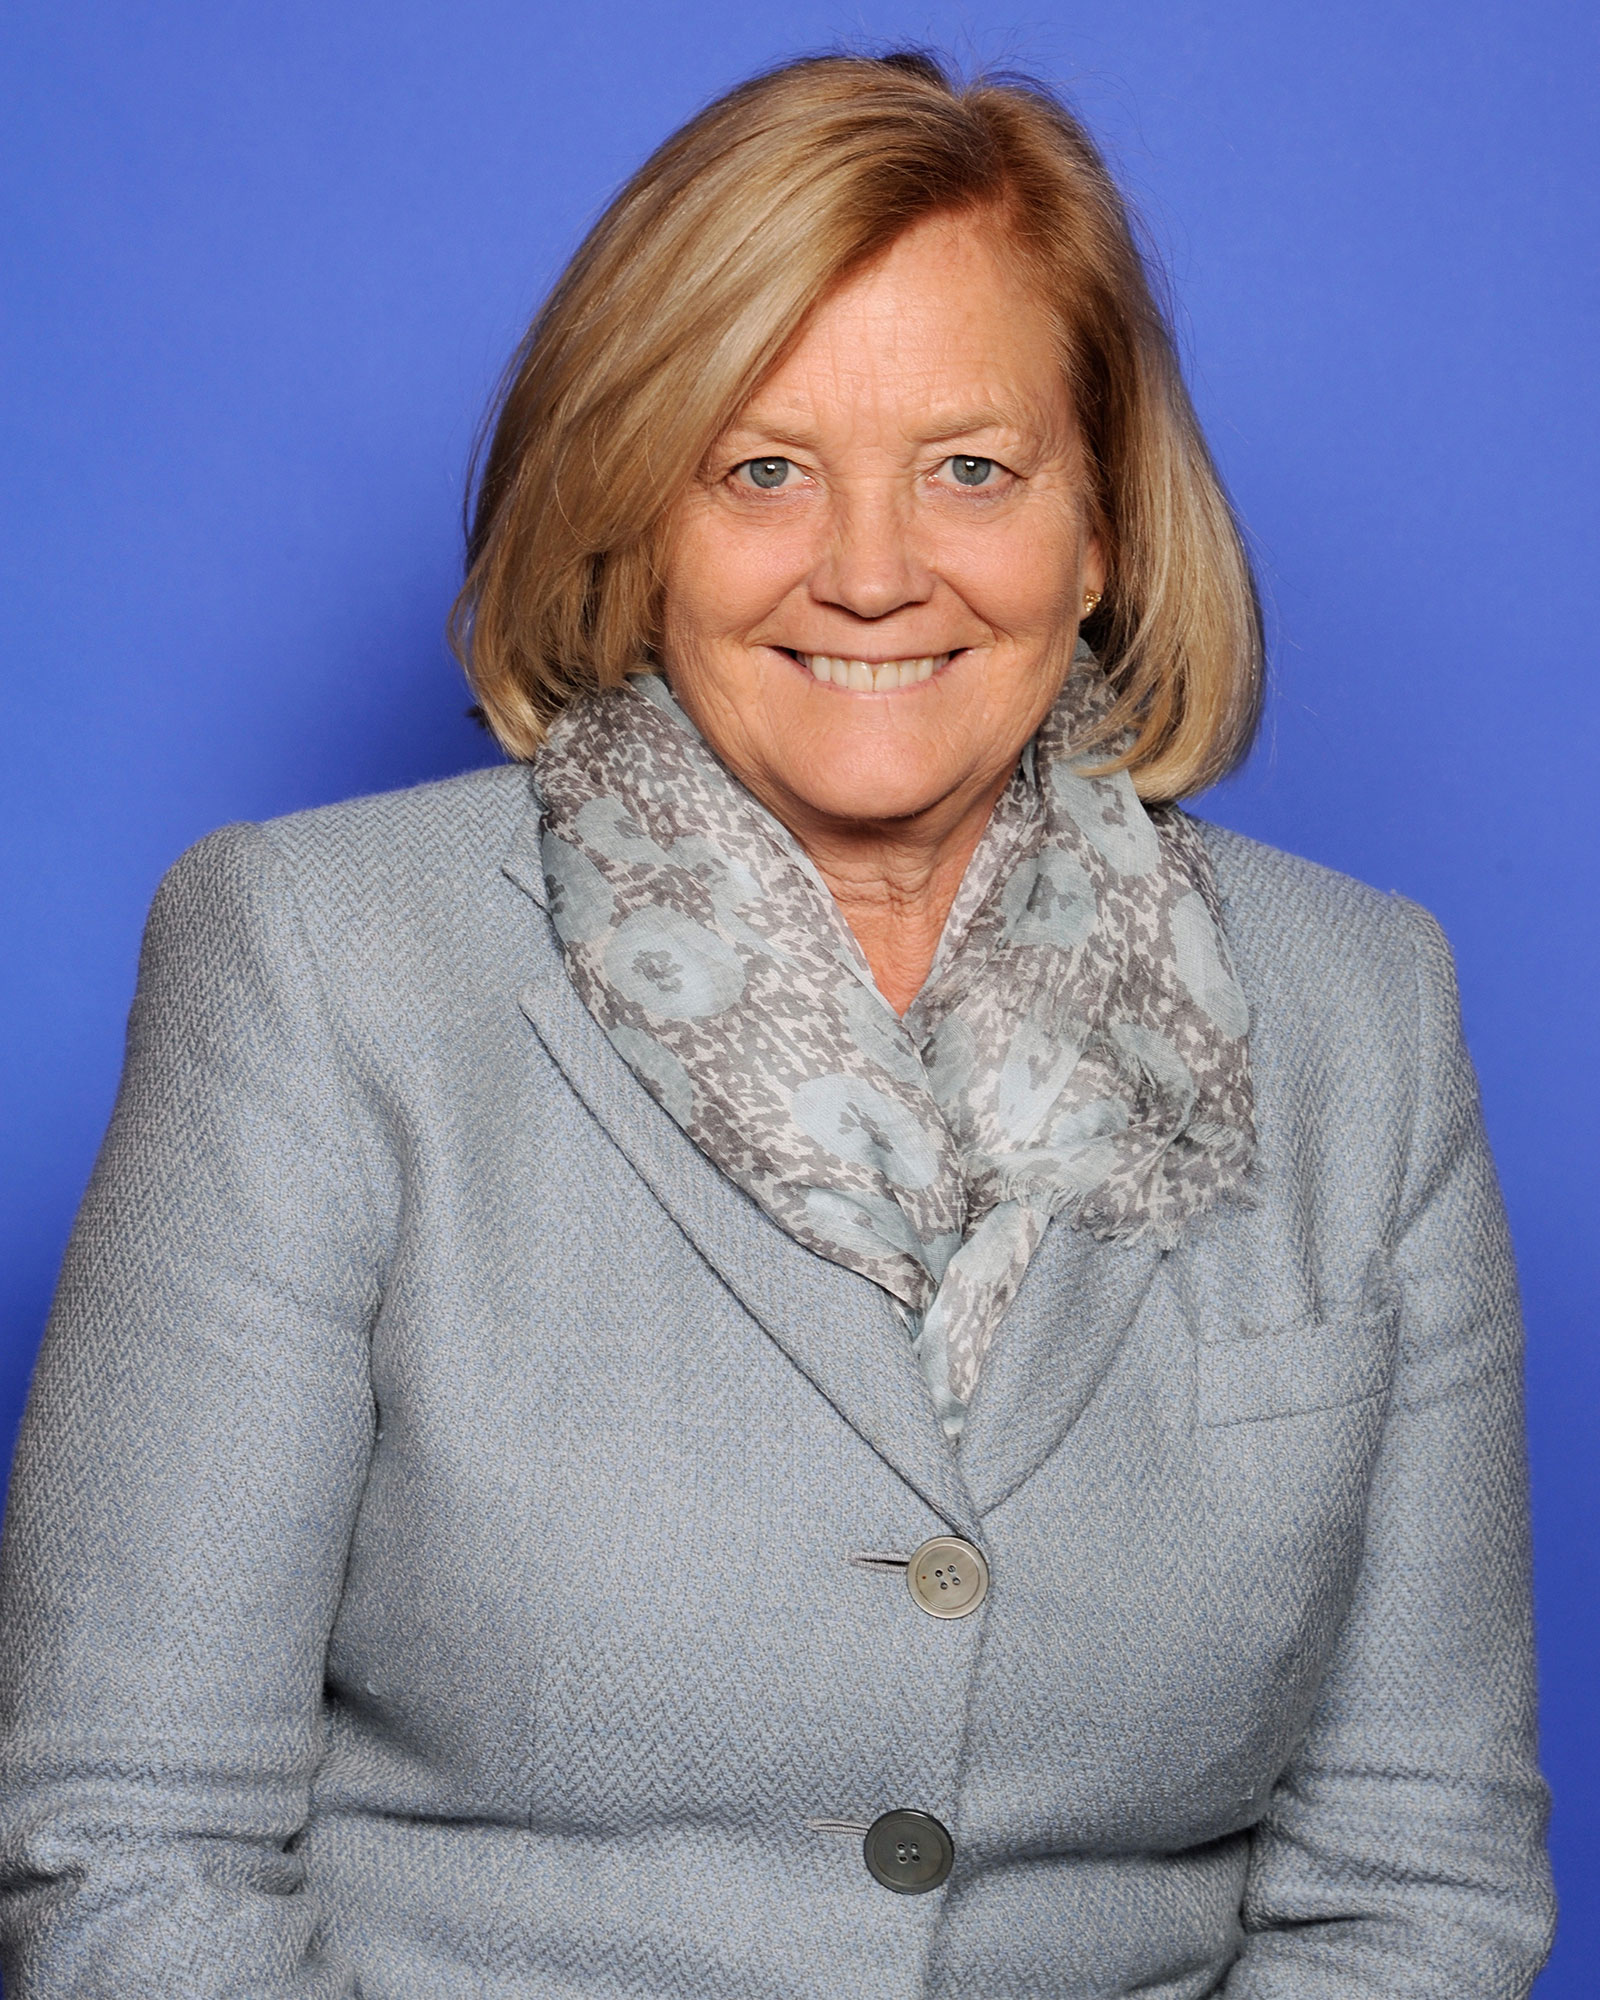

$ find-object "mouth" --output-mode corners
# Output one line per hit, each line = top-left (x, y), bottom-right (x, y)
(784, 650), (954, 692)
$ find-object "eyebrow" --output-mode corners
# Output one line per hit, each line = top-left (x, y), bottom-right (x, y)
(717, 404), (1034, 451)
(913, 406), (1024, 443)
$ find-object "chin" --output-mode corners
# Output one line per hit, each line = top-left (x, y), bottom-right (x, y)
(777, 744), (968, 829)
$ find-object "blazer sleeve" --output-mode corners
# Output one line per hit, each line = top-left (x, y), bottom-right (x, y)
(1224, 902), (1556, 1997)
(0, 823), (388, 1998)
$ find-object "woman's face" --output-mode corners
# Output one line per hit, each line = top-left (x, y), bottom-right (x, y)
(659, 208), (1104, 843)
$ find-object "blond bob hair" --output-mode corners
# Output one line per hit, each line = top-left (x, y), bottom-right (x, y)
(451, 50), (1262, 800)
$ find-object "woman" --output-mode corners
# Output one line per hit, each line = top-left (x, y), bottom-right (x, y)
(0, 49), (1554, 1998)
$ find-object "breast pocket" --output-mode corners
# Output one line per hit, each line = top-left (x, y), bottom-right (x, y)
(1196, 1308), (1399, 1428)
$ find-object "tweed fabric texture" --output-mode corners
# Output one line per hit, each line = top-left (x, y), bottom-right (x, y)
(0, 766), (1554, 1998)
(535, 657), (1253, 1429)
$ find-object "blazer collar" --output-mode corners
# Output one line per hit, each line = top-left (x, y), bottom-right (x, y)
(956, 1220), (1164, 1515)
(502, 792), (549, 908)
(504, 798), (980, 1539)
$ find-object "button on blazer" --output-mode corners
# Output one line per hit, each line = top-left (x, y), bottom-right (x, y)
(0, 766), (1555, 1997)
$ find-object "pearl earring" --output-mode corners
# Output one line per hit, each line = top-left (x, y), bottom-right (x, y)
(1082, 590), (1102, 616)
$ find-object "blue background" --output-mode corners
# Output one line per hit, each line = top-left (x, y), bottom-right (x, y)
(2, 1), (1594, 1985)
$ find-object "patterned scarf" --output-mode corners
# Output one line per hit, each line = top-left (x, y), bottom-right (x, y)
(534, 650), (1253, 1435)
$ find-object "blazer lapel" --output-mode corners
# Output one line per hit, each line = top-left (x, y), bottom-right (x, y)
(957, 1219), (1164, 1516)
(504, 812), (979, 1538)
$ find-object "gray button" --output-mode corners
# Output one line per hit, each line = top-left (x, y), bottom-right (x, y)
(863, 1809), (954, 1894)
(906, 1536), (989, 1618)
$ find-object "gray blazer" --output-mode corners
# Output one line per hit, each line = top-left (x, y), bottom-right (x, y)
(0, 766), (1555, 1997)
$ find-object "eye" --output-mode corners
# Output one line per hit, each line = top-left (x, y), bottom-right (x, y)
(737, 456), (794, 490)
(946, 455), (997, 487)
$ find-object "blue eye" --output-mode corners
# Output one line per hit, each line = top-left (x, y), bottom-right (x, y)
(949, 456), (994, 486)
(742, 457), (791, 489)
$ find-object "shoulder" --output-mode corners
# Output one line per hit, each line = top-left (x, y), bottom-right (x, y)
(1188, 822), (1477, 1232)
(253, 761), (533, 891)
(1190, 817), (1456, 1037)
(157, 763), (534, 923)
(1188, 819), (1473, 1198)
(147, 764), (543, 1026)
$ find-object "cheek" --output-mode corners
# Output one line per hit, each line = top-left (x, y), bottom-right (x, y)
(661, 504), (808, 651)
(940, 510), (1084, 644)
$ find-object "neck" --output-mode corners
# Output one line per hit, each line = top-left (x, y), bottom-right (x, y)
(791, 775), (1011, 1014)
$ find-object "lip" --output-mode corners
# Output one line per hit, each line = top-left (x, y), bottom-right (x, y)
(778, 646), (959, 692)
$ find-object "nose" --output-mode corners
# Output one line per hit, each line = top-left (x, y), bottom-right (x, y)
(809, 479), (934, 622)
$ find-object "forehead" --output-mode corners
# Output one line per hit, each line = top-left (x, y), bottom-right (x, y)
(737, 211), (1069, 437)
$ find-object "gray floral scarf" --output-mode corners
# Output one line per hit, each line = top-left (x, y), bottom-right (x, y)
(534, 649), (1253, 1435)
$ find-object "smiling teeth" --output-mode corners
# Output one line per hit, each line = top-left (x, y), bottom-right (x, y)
(801, 655), (944, 690)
